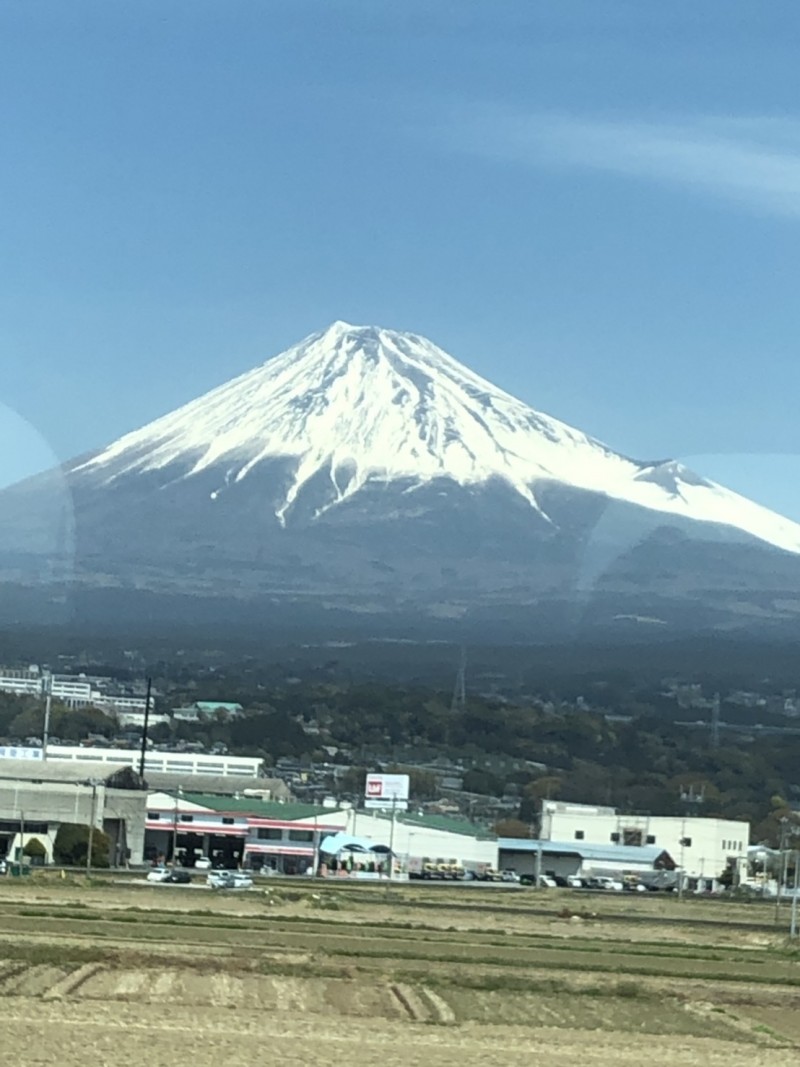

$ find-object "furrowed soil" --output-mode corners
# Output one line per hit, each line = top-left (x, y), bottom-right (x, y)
(1, 875), (799, 1065)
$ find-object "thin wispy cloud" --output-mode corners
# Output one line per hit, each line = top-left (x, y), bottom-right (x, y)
(449, 110), (800, 217)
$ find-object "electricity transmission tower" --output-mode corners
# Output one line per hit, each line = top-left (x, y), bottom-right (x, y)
(451, 646), (466, 712)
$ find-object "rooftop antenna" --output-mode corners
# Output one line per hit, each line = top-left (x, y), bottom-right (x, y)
(451, 646), (466, 712)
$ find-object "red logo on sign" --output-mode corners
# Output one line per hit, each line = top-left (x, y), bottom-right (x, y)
(366, 779), (382, 796)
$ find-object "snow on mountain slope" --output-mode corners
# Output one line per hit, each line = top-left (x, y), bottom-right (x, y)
(74, 321), (800, 554)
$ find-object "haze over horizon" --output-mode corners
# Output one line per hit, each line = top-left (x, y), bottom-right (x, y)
(4, 2), (800, 520)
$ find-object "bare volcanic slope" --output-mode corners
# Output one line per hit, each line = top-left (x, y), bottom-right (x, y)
(2, 320), (800, 634)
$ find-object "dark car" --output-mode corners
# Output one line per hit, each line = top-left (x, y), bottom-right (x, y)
(166, 869), (192, 884)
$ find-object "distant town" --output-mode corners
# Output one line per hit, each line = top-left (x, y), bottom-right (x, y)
(0, 645), (798, 897)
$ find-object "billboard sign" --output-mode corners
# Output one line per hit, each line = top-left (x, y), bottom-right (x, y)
(0, 746), (43, 761)
(364, 772), (410, 810)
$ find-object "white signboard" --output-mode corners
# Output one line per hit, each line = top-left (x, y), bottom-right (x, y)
(0, 746), (43, 761)
(364, 772), (410, 810)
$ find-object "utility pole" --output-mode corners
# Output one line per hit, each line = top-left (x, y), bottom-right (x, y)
(678, 819), (687, 901)
(138, 677), (152, 778)
(171, 785), (183, 866)
(42, 672), (53, 761)
(775, 819), (789, 923)
(86, 780), (99, 875)
(312, 815), (319, 877)
(388, 795), (397, 881)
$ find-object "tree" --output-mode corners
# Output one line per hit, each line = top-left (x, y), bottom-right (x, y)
(462, 768), (506, 796)
(386, 766), (438, 801)
(493, 818), (532, 839)
(229, 710), (307, 757)
(524, 776), (563, 802)
(22, 837), (47, 864)
(337, 766), (369, 794)
(53, 823), (111, 868)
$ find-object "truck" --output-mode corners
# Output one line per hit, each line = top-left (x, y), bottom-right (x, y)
(407, 856), (465, 880)
(458, 860), (499, 881)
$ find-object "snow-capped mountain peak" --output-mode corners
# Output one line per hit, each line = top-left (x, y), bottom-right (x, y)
(74, 322), (800, 554)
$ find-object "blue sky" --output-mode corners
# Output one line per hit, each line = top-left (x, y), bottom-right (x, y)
(3, 1), (800, 517)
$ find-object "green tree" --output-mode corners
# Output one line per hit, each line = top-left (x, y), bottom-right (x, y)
(53, 824), (111, 868)
(524, 776), (563, 802)
(386, 766), (438, 800)
(22, 837), (47, 864)
(462, 768), (506, 796)
(493, 818), (532, 839)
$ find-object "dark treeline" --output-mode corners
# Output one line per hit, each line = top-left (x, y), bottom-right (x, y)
(6, 626), (800, 693)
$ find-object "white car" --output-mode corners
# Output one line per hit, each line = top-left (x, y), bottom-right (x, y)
(207, 870), (253, 890)
(194, 856), (212, 870)
(593, 876), (624, 892)
(146, 866), (172, 883)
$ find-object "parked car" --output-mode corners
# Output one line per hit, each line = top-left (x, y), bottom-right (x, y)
(519, 873), (557, 887)
(146, 866), (172, 883)
(166, 869), (192, 884)
(587, 876), (624, 892)
(147, 866), (191, 884)
(0, 858), (6, 876)
(500, 869), (521, 883)
(207, 870), (253, 890)
(623, 877), (647, 893)
(566, 875), (585, 888)
(194, 856), (212, 870)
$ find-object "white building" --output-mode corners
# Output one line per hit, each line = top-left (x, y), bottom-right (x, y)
(244, 806), (497, 874)
(540, 800), (749, 884)
(49, 674), (95, 706)
(92, 694), (151, 715)
(0, 667), (44, 697)
(144, 792), (498, 874)
(42, 745), (263, 779)
(114, 711), (171, 729)
(0, 759), (147, 867)
(339, 809), (498, 870)
(498, 838), (676, 885)
(0, 667), (151, 715)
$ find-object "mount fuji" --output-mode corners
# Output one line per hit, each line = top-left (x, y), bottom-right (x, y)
(2, 320), (800, 637)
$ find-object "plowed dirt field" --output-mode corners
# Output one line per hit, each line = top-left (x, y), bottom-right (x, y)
(1, 876), (798, 1065)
